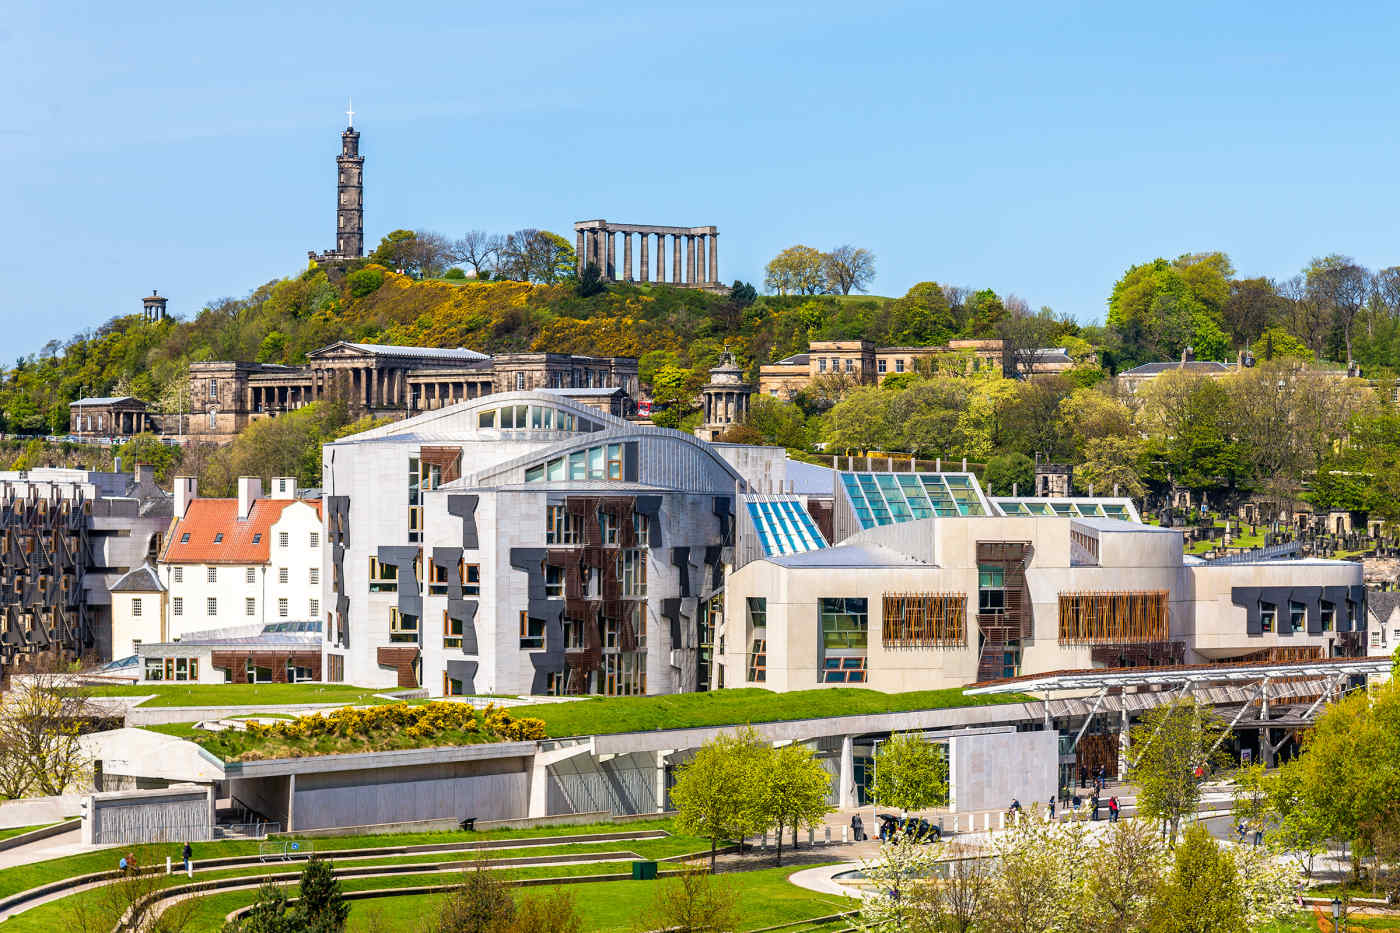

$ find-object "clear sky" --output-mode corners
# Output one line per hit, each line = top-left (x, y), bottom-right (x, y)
(4, 1), (1398, 352)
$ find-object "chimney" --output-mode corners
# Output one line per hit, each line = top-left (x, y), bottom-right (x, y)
(238, 477), (264, 519)
(1182, 345), (1195, 363)
(173, 476), (197, 518)
(270, 476), (297, 500)
(135, 463), (154, 487)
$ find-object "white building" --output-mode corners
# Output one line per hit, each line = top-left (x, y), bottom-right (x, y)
(158, 476), (324, 681)
(322, 391), (739, 694)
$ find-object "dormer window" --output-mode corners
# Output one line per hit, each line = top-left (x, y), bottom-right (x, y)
(213, 533), (224, 543)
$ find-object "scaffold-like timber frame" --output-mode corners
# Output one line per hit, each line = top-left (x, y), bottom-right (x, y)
(882, 593), (967, 648)
(1058, 590), (1168, 645)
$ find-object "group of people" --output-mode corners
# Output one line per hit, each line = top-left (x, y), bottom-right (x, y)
(118, 843), (193, 876)
(1078, 764), (1110, 793)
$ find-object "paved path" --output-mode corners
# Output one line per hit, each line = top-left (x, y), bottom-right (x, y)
(0, 821), (91, 871)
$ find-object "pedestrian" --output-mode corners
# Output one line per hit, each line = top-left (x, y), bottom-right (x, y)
(1048, 796), (1056, 819)
(850, 814), (864, 842)
(1237, 820), (1248, 843)
(1108, 796), (1119, 822)
(182, 841), (193, 874)
(1253, 826), (1263, 847)
(118, 854), (128, 874)
(1079, 765), (1087, 789)
(1091, 795), (1100, 821)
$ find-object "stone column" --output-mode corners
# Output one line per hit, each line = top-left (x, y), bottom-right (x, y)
(638, 233), (649, 282)
(672, 233), (682, 283)
(709, 234), (718, 283)
(696, 235), (706, 283)
(575, 231), (586, 273)
(686, 236), (696, 284)
(605, 231), (615, 280)
(622, 231), (633, 281)
(838, 735), (857, 809)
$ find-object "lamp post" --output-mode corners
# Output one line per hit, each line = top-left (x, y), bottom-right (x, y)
(1332, 897), (1344, 933)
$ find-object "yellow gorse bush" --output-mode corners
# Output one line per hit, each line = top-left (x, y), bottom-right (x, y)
(236, 702), (546, 747)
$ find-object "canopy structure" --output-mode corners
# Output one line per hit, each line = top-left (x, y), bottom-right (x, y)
(962, 656), (1390, 695)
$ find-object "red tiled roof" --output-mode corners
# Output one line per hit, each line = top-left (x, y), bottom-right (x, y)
(162, 498), (322, 565)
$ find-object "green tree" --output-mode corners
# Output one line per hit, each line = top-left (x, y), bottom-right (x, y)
(1124, 699), (1228, 846)
(820, 386), (892, 452)
(982, 452), (1034, 497)
(741, 396), (809, 448)
(1081, 819), (1166, 933)
(346, 267), (385, 298)
(1076, 436), (1145, 499)
(670, 727), (768, 870)
(115, 432), (182, 484)
(1147, 823), (1245, 933)
(986, 811), (1088, 933)
(869, 732), (948, 815)
(574, 262), (606, 297)
(757, 742), (833, 865)
(765, 245), (828, 296)
(434, 864), (514, 933)
(292, 856), (348, 932)
(1108, 253), (1234, 365)
(224, 881), (294, 933)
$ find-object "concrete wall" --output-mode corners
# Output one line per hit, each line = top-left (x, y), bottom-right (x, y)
(228, 774), (291, 826)
(948, 729), (1056, 813)
(82, 784), (214, 844)
(289, 756), (529, 831)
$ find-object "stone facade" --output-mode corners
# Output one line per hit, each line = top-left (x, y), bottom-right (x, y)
(142, 291), (167, 323)
(69, 396), (156, 439)
(180, 342), (639, 445)
(573, 220), (724, 291)
(696, 351), (752, 442)
(308, 121), (365, 264)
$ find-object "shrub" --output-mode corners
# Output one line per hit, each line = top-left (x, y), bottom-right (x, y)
(346, 268), (385, 298)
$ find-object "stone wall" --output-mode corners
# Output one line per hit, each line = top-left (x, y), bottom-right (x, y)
(947, 729), (1057, 813)
(82, 784), (214, 845)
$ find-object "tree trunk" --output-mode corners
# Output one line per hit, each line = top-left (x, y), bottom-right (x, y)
(709, 837), (717, 873)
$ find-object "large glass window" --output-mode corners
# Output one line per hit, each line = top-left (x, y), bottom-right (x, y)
(519, 611), (546, 650)
(619, 549), (647, 597)
(1259, 602), (1276, 633)
(1289, 601), (1306, 633)
(545, 565), (565, 598)
(546, 505), (579, 545)
(819, 597), (868, 683)
(978, 565), (1006, 615)
(527, 443), (625, 483)
(369, 557), (399, 593)
(1320, 601), (1335, 632)
(444, 610), (463, 649)
(389, 608), (419, 643)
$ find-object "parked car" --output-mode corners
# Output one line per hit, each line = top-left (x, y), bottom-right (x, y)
(876, 813), (941, 842)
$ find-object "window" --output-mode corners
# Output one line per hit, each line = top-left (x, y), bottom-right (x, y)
(444, 611), (464, 649)
(389, 607), (419, 643)
(819, 597), (868, 683)
(895, 358), (905, 373)
(278, 567), (289, 584)
(845, 358), (854, 373)
(746, 597), (768, 683)
(878, 359), (887, 374)
(619, 550), (647, 597)
(245, 659), (273, 683)
(369, 557), (399, 592)
(286, 661), (313, 683)
(131, 598), (142, 617)
(747, 638), (767, 682)
(546, 505), (579, 545)
(278, 598), (288, 618)
(173, 566), (183, 583)
(428, 560), (449, 596)
(213, 533), (224, 543)
(173, 597), (183, 616)
(252, 533), (262, 544)
(563, 618), (585, 650)
(309, 532), (320, 548)
(246, 567), (256, 584)
(463, 562), (480, 596)
(602, 651), (646, 696)
(309, 568), (319, 585)
(1320, 601), (1335, 632)
(208, 410), (217, 430)
(408, 457), (424, 543)
(830, 358), (839, 372)
(599, 511), (618, 546)
(545, 565), (564, 598)
(633, 512), (649, 544)
(246, 597), (255, 616)
(527, 444), (626, 484)
(1289, 601), (1306, 633)
(207, 567), (217, 584)
(208, 378), (218, 400)
(150, 657), (198, 683)
(478, 409), (497, 428)
(206, 597), (217, 616)
(309, 598), (319, 616)
(515, 372), (525, 390)
(818, 358), (827, 373)
(179, 532), (190, 545)
(978, 565), (1006, 615)
(278, 532), (289, 548)
(144, 659), (164, 681)
(519, 611), (546, 649)
(1259, 602), (1276, 633)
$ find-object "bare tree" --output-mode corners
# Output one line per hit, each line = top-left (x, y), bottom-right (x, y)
(452, 230), (503, 279)
(1306, 254), (1371, 363)
(1278, 275), (1329, 360)
(0, 665), (98, 797)
(1373, 266), (1400, 323)
(916, 842), (991, 933)
(998, 302), (1061, 379)
(823, 245), (877, 295)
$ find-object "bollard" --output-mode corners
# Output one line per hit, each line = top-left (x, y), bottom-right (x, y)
(998, 811), (1006, 830)
(982, 812), (991, 833)
(841, 825), (849, 843)
(952, 814), (959, 833)
(808, 827), (814, 846)
(187, 859), (193, 878)
(824, 826), (831, 845)
(165, 856), (171, 875)
(760, 831), (768, 850)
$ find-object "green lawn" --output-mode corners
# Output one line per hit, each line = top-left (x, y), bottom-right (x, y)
(505, 686), (1032, 738)
(345, 865), (856, 933)
(0, 820), (70, 842)
(86, 683), (396, 708)
(0, 818), (676, 900)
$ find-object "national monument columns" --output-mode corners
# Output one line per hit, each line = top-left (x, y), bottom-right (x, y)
(573, 220), (723, 290)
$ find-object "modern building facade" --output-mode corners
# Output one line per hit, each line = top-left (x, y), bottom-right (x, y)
(159, 477), (323, 646)
(720, 469), (1366, 692)
(322, 391), (740, 694)
(184, 342), (639, 444)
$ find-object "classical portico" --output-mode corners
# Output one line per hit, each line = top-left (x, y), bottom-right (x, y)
(573, 220), (723, 290)
(695, 350), (753, 442)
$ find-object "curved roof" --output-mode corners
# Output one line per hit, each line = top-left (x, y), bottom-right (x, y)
(331, 390), (633, 443)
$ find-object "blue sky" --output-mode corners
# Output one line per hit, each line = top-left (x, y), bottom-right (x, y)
(4, 1), (1399, 352)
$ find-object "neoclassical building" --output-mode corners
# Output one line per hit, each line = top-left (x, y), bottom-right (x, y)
(185, 342), (639, 444)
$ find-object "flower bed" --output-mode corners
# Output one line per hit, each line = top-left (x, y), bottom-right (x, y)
(196, 702), (547, 762)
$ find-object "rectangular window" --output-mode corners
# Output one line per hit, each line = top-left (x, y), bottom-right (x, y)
(818, 358), (827, 373)
(478, 409), (497, 428)
(208, 410), (217, 430)
(444, 610), (464, 649)
(619, 549), (647, 597)
(246, 597), (255, 616)
(546, 505), (579, 545)
(206, 597), (217, 616)
(369, 557), (399, 593)
(563, 618), (584, 650)
(545, 564), (564, 598)
(389, 607), (419, 643)
(407, 457), (424, 543)
(819, 597), (868, 683)
(309, 598), (319, 616)
(463, 562), (480, 596)
(173, 566), (183, 583)
(1259, 602), (1276, 633)
(895, 358), (905, 373)
(208, 378), (218, 400)
(278, 597), (288, 618)
(180, 532), (190, 544)
(878, 359), (887, 373)
(131, 598), (142, 617)
(599, 511), (618, 546)
(309, 532), (320, 548)
(978, 564), (1005, 615)
(309, 568), (319, 585)
(515, 372), (526, 390)
(246, 567), (255, 584)
(207, 567), (217, 584)
(1289, 601), (1306, 633)
(428, 561), (449, 596)
(1320, 601), (1335, 632)
(252, 533), (262, 544)
(173, 597), (183, 616)
(519, 611), (546, 650)
(145, 659), (163, 681)
(883, 593), (968, 647)
(633, 512), (649, 544)
(279, 532), (289, 548)
(278, 567), (289, 584)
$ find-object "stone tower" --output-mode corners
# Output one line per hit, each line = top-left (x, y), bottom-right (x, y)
(142, 290), (167, 323)
(336, 118), (365, 258)
(696, 349), (753, 442)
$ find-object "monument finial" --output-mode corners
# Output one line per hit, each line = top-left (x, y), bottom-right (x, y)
(346, 98), (355, 128)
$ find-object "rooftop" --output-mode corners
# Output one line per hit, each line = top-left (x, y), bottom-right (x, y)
(1120, 360), (1234, 376)
(163, 498), (320, 564)
(70, 396), (143, 407)
(767, 542), (928, 568)
(110, 564), (164, 593)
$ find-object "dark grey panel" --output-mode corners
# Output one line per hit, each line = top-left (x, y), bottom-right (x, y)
(377, 545), (422, 628)
(713, 496), (733, 543)
(704, 544), (724, 592)
(635, 496), (663, 547)
(328, 496), (351, 648)
(671, 547), (692, 598)
(447, 495), (480, 550)
(1230, 584), (1363, 638)
(624, 442), (639, 483)
(446, 659), (478, 695)
(510, 547), (566, 693)
(661, 597), (683, 648)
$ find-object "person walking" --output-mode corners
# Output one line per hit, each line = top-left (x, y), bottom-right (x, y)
(181, 842), (193, 875)
(1048, 796), (1056, 819)
(118, 854), (129, 874)
(1079, 765), (1087, 789)
(1108, 796), (1119, 822)
(850, 814), (865, 842)
(1091, 794), (1101, 821)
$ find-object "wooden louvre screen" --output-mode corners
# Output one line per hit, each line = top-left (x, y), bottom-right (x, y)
(882, 593), (967, 648)
(1058, 591), (1169, 645)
